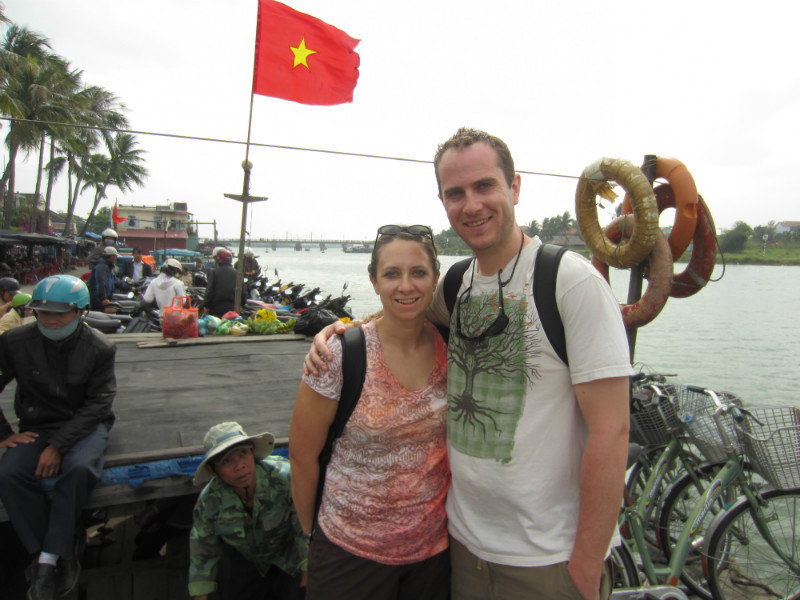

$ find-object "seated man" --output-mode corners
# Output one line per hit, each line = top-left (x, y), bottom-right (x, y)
(120, 247), (153, 281)
(189, 422), (307, 600)
(0, 275), (116, 600)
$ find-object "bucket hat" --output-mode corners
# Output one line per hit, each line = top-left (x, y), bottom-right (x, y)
(193, 421), (274, 486)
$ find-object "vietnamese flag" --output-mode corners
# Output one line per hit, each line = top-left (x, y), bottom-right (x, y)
(252, 0), (360, 105)
(112, 201), (126, 225)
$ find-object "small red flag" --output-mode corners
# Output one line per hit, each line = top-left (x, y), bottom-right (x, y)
(252, 0), (360, 105)
(112, 202), (126, 225)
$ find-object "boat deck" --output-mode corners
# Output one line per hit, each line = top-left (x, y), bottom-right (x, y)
(0, 333), (310, 599)
(0, 333), (309, 520)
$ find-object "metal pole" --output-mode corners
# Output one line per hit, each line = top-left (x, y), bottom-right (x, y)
(626, 154), (657, 360)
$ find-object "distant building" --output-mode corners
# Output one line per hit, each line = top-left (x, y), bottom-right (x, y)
(117, 202), (194, 252)
(774, 221), (800, 234)
(547, 234), (586, 249)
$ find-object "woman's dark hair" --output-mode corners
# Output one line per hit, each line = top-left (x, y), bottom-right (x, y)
(368, 231), (440, 279)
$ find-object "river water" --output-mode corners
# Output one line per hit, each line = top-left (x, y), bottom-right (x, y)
(253, 246), (799, 408)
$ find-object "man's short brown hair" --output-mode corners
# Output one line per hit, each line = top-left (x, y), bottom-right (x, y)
(433, 127), (516, 192)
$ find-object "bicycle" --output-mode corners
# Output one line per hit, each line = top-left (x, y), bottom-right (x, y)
(614, 381), (720, 599)
(702, 405), (800, 599)
(651, 385), (765, 599)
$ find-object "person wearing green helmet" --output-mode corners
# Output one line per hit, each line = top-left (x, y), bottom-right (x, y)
(0, 274), (116, 600)
(0, 292), (33, 335)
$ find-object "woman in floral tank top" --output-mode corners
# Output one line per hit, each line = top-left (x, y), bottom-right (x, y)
(290, 225), (450, 600)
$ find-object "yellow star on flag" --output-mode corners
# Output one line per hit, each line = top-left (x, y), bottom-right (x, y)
(290, 37), (317, 69)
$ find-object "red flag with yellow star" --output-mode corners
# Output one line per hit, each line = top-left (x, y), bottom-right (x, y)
(252, 0), (360, 105)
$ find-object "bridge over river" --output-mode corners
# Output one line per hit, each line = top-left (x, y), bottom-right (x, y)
(219, 239), (372, 251)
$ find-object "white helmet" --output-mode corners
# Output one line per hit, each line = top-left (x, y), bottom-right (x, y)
(163, 258), (182, 271)
(244, 247), (255, 257)
(211, 246), (229, 258)
(102, 246), (119, 256)
(101, 228), (119, 239)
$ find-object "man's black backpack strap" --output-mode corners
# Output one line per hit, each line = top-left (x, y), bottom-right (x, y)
(534, 243), (569, 366)
(313, 326), (367, 519)
(441, 244), (569, 365)
(443, 258), (473, 316)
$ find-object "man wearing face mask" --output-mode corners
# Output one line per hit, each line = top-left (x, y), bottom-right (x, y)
(0, 275), (116, 600)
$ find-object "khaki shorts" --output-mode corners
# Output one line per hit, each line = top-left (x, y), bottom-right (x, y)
(450, 536), (613, 600)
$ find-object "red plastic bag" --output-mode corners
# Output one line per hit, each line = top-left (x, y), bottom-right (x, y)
(162, 296), (199, 339)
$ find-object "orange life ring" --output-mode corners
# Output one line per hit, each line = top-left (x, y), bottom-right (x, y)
(591, 215), (672, 329)
(576, 158), (658, 269)
(621, 157), (698, 261)
(669, 191), (717, 298)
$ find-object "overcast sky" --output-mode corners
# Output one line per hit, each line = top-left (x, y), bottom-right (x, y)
(6, 1), (799, 240)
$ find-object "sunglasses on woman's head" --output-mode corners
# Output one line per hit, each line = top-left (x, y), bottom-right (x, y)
(375, 225), (436, 249)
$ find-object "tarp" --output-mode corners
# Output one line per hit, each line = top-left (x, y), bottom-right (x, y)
(0, 229), (75, 246)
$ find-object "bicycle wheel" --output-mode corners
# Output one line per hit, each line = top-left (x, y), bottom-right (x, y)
(656, 462), (739, 599)
(626, 446), (682, 548)
(609, 543), (640, 588)
(705, 487), (800, 600)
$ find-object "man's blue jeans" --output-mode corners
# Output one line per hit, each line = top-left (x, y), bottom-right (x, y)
(0, 424), (107, 558)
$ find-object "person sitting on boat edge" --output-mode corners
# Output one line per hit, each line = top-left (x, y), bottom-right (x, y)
(142, 258), (186, 311)
(0, 274), (116, 600)
(0, 292), (34, 335)
(189, 422), (307, 600)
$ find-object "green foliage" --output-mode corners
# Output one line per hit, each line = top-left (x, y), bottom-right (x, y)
(433, 226), (471, 255)
(86, 206), (113, 235)
(718, 229), (748, 253)
(539, 211), (577, 240)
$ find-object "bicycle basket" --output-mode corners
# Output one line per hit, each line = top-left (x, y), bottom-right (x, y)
(674, 386), (744, 463)
(736, 406), (800, 489)
(629, 391), (681, 446)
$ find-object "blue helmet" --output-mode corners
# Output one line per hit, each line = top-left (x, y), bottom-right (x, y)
(29, 275), (90, 312)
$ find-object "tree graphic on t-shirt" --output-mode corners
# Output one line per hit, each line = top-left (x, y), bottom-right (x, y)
(447, 291), (542, 460)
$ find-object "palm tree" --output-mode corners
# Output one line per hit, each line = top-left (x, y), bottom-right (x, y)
(0, 24), (52, 225)
(77, 132), (147, 237)
(59, 86), (128, 236)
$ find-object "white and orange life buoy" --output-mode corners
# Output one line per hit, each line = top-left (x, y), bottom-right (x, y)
(622, 157), (698, 261)
(591, 215), (672, 329)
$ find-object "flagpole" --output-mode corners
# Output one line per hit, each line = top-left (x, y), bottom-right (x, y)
(227, 2), (268, 313)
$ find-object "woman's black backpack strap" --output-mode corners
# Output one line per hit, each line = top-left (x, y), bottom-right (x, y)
(534, 243), (569, 366)
(314, 326), (366, 519)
